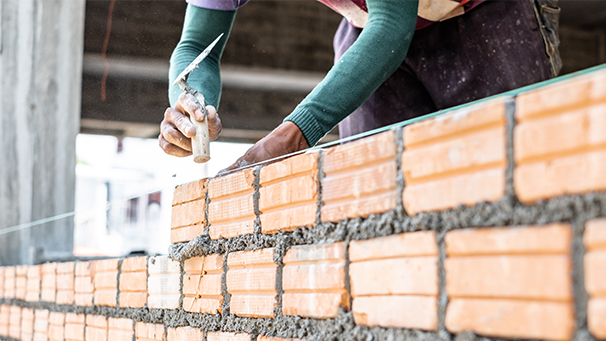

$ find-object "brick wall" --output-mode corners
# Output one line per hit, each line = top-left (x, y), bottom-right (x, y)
(4, 68), (606, 341)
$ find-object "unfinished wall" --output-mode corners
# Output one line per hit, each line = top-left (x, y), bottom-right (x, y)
(3, 68), (606, 340)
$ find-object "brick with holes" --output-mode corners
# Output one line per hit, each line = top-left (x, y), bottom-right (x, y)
(119, 257), (148, 308)
(444, 224), (574, 340)
(148, 256), (181, 310)
(65, 313), (85, 341)
(183, 254), (223, 314)
(135, 322), (166, 341)
(93, 259), (119, 307)
(282, 242), (349, 318)
(56, 262), (75, 305)
(227, 248), (278, 318)
(208, 169), (256, 239)
(26, 265), (41, 302)
(41, 263), (57, 303)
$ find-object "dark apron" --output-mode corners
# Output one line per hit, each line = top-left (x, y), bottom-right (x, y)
(336, 0), (561, 139)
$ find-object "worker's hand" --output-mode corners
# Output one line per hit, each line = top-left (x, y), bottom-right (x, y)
(158, 92), (222, 157)
(221, 121), (309, 173)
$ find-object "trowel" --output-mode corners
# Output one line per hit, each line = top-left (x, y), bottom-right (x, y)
(172, 33), (224, 163)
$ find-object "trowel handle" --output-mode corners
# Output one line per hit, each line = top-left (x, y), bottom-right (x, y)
(190, 92), (211, 163)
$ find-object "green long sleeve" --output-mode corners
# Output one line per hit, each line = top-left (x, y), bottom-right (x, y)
(168, 5), (236, 108)
(284, 0), (419, 146)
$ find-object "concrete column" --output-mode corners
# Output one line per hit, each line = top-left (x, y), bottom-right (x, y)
(0, 0), (85, 265)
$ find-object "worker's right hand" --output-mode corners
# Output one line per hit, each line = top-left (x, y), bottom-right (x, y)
(158, 92), (222, 157)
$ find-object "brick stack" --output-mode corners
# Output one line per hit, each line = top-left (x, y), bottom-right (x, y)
(4, 68), (606, 341)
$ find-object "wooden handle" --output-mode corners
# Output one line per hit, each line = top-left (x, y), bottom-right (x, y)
(190, 92), (211, 163)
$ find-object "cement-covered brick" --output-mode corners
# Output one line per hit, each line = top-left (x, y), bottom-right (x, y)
(119, 257), (148, 308)
(207, 331), (251, 341)
(3, 267), (15, 299)
(75, 262), (94, 306)
(282, 242), (348, 318)
(259, 151), (319, 234)
(56, 262), (75, 305)
(515, 71), (606, 203)
(208, 168), (256, 240)
(349, 231), (439, 330)
(183, 254), (223, 314)
(26, 265), (41, 302)
(108, 318), (134, 341)
(135, 322), (165, 341)
(322, 131), (398, 222)
(33, 309), (49, 341)
(48, 312), (65, 341)
(85, 315), (108, 341)
(227, 248), (277, 318)
(445, 224), (574, 340)
(167, 326), (203, 340)
(65, 313), (85, 341)
(93, 259), (119, 307)
(403, 99), (507, 215)
(147, 256), (181, 310)
(16, 265), (28, 300)
(585, 218), (606, 339)
(0, 305), (9, 337)
(41, 263), (57, 303)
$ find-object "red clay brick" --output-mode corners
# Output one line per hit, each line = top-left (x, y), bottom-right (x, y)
(3, 267), (15, 299)
(446, 298), (574, 340)
(208, 169), (256, 240)
(135, 322), (165, 341)
(41, 263), (57, 303)
(108, 318), (134, 341)
(65, 313), (85, 341)
(445, 223), (572, 256)
(21, 308), (34, 341)
(171, 224), (205, 245)
(282, 243), (348, 318)
(171, 199), (205, 230)
(183, 254), (223, 314)
(48, 312), (65, 341)
(56, 262), (75, 305)
(172, 179), (207, 206)
(9, 306), (21, 339)
(584, 218), (606, 339)
(167, 327), (203, 341)
(589, 298), (606, 340)
(93, 259), (119, 307)
(349, 231), (439, 330)
(85, 315), (108, 341)
(25, 265), (41, 302)
(259, 151), (319, 234)
(322, 131), (398, 222)
(515, 72), (606, 203)
(403, 99), (507, 215)
(0, 305), (9, 337)
(16, 265), (28, 300)
(207, 332), (250, 341)
(119, 257), (148, 308)
(75, 262), (94, 306)
(516, 70), (606, 121)
(227, 248), (277, 318)
(353, 296), (438, 330)
(147, 256), (181, 310)
(445, 224), (574, 340)
(33, 309), (49, 341)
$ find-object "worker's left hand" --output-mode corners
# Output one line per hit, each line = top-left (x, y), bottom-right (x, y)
(221, 121), (309, 173)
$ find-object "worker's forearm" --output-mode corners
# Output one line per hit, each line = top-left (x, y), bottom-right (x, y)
(168, 5), (236, 108)
(285, 0), (419, 146)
